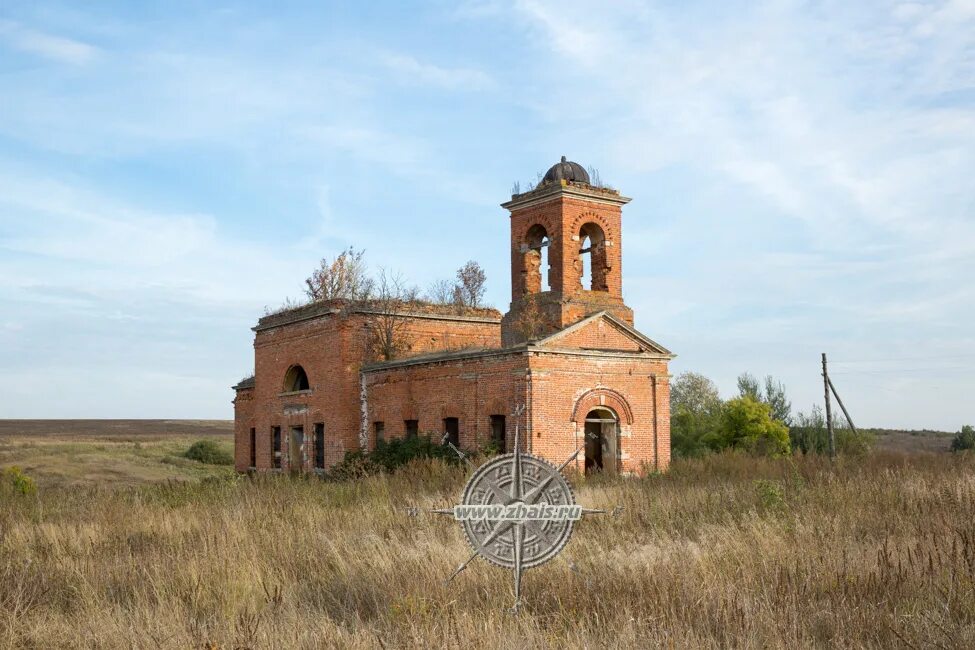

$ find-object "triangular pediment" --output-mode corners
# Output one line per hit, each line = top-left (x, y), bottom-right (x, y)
(534, 311), (672, 355)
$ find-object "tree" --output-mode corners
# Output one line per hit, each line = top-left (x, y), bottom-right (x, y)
(366, 269), (420, 362)
(454, 260), (487, 309)
(305, 247), (374, 302)
(763, 375), (792, 426)
(952, 425), (975, 452)
(737, 373), (761, 401)
(512, 293), (546, 342)
(672, 372), (722, 417)
(790, 404), (874, 456)
(426, 279), (455, 305)
(790, 405), (828, 454)
(586, 165), (602, 188)
(737, 372), (791, 426)
(718, 396), (791, 456)
(670, 372), (723, 457)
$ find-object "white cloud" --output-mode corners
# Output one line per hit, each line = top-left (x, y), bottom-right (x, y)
(0, 165), (312, 309)
(0, 20), (98, 65)
(378, 52), (495, 91)
(0, 36), (495, 205)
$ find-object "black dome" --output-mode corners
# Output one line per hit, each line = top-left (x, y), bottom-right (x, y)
(542, 156), (590, 185)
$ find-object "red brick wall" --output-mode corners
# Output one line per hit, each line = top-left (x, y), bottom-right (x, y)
(526, 351), (671, 474)
(232, 387), (255, 469)
(361, 348), (671, 475)
(361, 351), (529, 449)
(237, 315), (672, 475)
(234, 310), (502, 472)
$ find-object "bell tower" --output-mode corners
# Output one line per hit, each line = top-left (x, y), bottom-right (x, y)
(501, 156), (633, 345)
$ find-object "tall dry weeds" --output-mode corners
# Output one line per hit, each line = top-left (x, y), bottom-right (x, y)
(0, 451), (973, 648)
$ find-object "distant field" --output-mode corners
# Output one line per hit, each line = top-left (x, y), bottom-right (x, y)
(869, 427), (955, 453)
(0, 419), (233, 438)
(0, 420), (234, 488)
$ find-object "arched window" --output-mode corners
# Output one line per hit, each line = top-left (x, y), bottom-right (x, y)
(524, 224), (551, 293)
(578, 223), (607, 291)
(283, 365), (310, 392)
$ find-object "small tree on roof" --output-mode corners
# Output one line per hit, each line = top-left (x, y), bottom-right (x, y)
(454, 260), (487, 309)
(426, 279), (455, 305)
(513, 293), (546, 342)
(368, 268), (420, 362)
(305, 247), (374, 302)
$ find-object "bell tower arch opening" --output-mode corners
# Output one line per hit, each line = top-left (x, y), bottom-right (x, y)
(523, 224), (551, 294)
(578, 222), (607, 292)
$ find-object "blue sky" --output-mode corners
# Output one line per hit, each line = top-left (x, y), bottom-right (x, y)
(0, 1), (973, 429)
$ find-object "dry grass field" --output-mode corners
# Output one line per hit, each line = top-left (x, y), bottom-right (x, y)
(1, 444), (973, 649)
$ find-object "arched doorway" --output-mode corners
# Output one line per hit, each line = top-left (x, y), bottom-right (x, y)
(584, 407), (619, 475)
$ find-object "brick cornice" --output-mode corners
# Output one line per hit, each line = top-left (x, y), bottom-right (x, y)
(361, 345), (528, 372)
(526, 346), (673, 361)
(501, 182), (631, 211)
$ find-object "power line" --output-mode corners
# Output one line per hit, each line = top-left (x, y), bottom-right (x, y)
(829, 366), (970, 375)
(830, 353), (975, 365)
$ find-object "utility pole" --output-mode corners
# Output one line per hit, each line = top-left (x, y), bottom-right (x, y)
(827, 376), (859, 437)
(822, 353), (835, 459)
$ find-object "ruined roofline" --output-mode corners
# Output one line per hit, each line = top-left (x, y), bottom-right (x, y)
(502, 179), (631, 211)
(233, 375), (255, 391)
(254, 299), (503, 332)
(361, 345), (527, 372)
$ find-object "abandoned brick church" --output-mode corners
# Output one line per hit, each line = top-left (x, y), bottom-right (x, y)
(233, 157), (674, 475)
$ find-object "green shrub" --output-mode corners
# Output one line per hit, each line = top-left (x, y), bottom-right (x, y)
(479, 438), (504, 457)
(327, 450), (382, 481)
(328, 435), (464, 481)
(790, 405), (875, 457)
(184, 439), (233, 465)
(719, 397), (791, 456)
(671, 406), (722, 458)
(951, 425), (975, 452)
(1, 466), (37, 496)
(790, 405), (828, 454)
(754, 478), (785, 510)
(836, 427), (875, 456)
